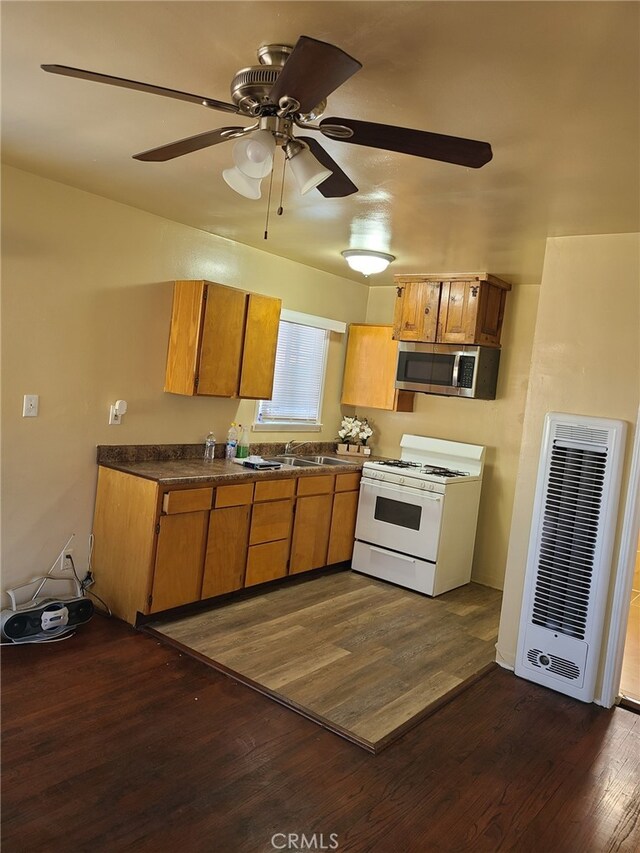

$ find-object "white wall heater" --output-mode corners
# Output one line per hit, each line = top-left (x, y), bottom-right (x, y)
(515, 412), (627, 702)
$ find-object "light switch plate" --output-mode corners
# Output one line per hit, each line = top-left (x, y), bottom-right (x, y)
(23, 394), (39, 417)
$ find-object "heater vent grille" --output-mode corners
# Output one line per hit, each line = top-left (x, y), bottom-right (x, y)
(527, 648), (581, 680)
(554, 424), (610, 447)
(531, 444), (607, 640)
(516, 412), (626, 702)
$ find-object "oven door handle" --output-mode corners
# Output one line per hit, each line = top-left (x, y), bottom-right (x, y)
(369, 546), (416, 564)
(361, 479), (443, 501)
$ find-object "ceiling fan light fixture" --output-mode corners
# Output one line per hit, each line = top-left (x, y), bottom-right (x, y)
(222, 166), (262, 199)
(341, 249), (396, 276)
(286, 142), (332, 195)
(233, 129), (276, 178)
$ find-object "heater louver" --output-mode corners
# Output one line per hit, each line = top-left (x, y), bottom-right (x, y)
(515, 413), (626, 702)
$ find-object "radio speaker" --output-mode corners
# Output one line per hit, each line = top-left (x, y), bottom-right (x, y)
(1, 596), (94, 642)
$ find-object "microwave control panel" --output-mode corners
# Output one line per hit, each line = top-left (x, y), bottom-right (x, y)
(458, 356), (476, 388)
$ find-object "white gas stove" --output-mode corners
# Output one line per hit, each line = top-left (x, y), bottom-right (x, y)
(353, 435), (486, 596)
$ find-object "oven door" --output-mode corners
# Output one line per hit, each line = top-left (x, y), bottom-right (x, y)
(355, 478), (444, 562)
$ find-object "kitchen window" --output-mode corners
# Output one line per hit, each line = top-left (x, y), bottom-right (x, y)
(254, 311), (345, 432)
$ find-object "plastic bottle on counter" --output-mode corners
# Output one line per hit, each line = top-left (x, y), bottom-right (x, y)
(225, 423), (238, 459)
(237, 424), (250, 459)
(204, 432), (216, 462)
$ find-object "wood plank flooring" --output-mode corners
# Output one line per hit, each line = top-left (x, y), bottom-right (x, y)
(2, 614), (639, 852)
(150, 571), (502, 749)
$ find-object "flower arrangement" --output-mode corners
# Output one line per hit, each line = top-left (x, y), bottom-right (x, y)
(337, 416), (373, 446)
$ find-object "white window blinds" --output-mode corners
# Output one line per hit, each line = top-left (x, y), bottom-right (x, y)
(256, 320), (329, 427)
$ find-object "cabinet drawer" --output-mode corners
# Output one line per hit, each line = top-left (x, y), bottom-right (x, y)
(296, 475), (335, 496)
(335, 472), (361, 492)
(214, 482), (254, 508)
(245, 539), (289, 587)
(162, 488), (213, 514)
(254, 478), (295, 502)
(250, 499), (293, 545)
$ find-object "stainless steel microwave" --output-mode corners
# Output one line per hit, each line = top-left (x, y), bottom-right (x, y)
(395, 343), (501, 399)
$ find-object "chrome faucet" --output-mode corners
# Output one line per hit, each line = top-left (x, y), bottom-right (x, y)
(284, 440), (311, 455)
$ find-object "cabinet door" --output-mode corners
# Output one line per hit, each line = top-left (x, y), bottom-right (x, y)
(245, 539), (290, 587)
(164, 280), (206, 395)
(437, 280), (479, 344)
(289, 494), (333, 574)
(198, 283), (247, 396)
(327, 490), (359, 565)
(393, 281), (440, 342)
(150, 511), (208, 612)
(341, 324), (413, 412)
(201, 505), (250, 598)
(476, 282), (507, 347)
(249, 499), (293, 545)
(238, 293), (281, 399)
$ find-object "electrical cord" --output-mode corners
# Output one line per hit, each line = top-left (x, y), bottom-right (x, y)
(69, 554), (112, 618)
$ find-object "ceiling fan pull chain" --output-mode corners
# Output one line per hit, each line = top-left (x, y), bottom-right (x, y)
(277, 157), (287, 216)
(264, 166), (275, 240)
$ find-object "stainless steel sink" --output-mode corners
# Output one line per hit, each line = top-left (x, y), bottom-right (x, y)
(267, 455), (321, 467)
(299, 455), (355, 465)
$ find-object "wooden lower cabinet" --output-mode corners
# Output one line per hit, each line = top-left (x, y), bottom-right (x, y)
(289, 494), (334, 574)
(249, 499), (293, 545)
(245, 539), (290, 586)
(327, 489), (360, 564)
(150, 511), (208, 613)
(201, 504), (250, 599)
(92, 467), (362, 624)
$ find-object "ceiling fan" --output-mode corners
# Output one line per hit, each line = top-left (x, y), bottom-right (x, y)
(42, 35), (493, 200)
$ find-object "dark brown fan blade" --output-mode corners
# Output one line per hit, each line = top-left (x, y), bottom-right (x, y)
(297, 136), (358, 197)
(268, 36), (361, 114)
(41, 64), (239, 115)
(133, 127), (245, 161)
(320, 117), (492, 168)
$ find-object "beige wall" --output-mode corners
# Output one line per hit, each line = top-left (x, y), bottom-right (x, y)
(364, 281), (540, 589)
(496, 233), (640, 670)
(1, 165), (369, 594)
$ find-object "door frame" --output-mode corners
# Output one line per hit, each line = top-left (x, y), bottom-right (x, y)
(597, 405), (640, 708)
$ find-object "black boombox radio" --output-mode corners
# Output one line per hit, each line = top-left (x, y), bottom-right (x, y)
(1, 576), (93, 643)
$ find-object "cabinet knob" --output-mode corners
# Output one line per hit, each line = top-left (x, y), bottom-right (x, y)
(470, 286), (479, 297)
(424, 307), (430, 314)
(396, 286), (404, 297)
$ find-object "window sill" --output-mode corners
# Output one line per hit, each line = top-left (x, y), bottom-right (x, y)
(252, 423), (323, 433)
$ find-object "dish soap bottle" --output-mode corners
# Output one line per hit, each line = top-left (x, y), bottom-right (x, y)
(237, 424), (250, 459)
(225, 423), (238, 459)
(204, 431), (216, 462)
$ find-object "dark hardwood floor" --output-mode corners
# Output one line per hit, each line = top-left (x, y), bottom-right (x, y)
(2, 614), (639, 852)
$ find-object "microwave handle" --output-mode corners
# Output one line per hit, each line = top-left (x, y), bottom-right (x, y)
(452, 352), (462, 387)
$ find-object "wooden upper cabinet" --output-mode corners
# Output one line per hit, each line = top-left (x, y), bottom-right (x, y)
(341, 324), (414, 412)
(164, 280), (281, 398)
(392, 273), (511, 347)
(239, 293), (282, 399)
(393, 280), (440, 342)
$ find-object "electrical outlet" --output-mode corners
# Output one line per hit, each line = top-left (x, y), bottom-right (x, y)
(61, 548), (74, 572)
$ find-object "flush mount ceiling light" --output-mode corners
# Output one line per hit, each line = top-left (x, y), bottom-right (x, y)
(341, 249), (396, 276)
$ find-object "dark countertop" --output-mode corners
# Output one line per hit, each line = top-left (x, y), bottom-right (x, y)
(97, 446), (369, 486)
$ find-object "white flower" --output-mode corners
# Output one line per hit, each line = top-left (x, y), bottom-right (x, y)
(338, 415), (373, 444)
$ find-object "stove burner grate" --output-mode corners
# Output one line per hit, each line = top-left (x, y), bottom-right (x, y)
(377, 460), (421, 469)
(422, 465), (470, 477)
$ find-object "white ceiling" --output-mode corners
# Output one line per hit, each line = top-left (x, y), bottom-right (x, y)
(2, 1), (638, 286)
